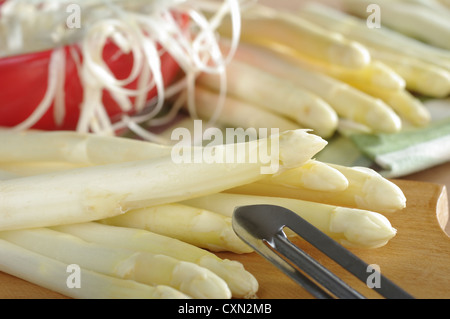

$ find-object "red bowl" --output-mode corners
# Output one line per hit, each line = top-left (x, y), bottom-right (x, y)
(0, 10), (185, 131)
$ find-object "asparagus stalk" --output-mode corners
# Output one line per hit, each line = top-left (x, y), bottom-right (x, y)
(287, 55), (406, 91)
(0, 228), (231, 299)
(181, 193), (397, 249)
(0, 130), (172, 165)
(226, 41), (402, 134)
(100, 203), (253, 253)
(317, 60), (405, 91)
(0, 161), (86, 178)
(342, 0), (450, 50)
(54, 222), (259, 299)
(218, 3), (371, 69)
(402, 0), (450, 16)
(342, 79), (430, 126)
(197, 59), (338, 138)
(192, 85), (300, 132)
(231, 36), (429, 126)
(153, 136), (348, 194)
(263, 160), (349, 192)
(370, 49), (450, 98)
(0, 238), (190, 299)
(247, 44), (429, 126)
(0, 129), (327, 231)
(298, 3), (450, 71)
(225, 164), (406, 214)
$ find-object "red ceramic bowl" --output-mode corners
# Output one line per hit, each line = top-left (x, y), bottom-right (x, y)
(0, 8), (185, 131)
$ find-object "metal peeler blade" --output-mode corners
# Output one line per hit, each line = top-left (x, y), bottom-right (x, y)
(232, 204), (414, 299)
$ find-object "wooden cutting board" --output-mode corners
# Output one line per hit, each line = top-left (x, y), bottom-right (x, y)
(218, 179), (450, 299)
(0, 180), (448, 299)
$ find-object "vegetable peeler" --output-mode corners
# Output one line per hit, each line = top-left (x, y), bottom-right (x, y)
(232, 204), (415, 299)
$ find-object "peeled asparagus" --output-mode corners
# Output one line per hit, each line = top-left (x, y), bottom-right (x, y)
(192, 85), (300, 132)
(226, 164), (406, 214)
(290, 56), (406, 91)
(369, 49), (450, 98)
(226, 41), (402, 134)
(0, 161), (86, 177)
(0, 238), (190, 299)
(181, 193), (397, 249)
(0, 130), (172, 165)
(263, 159), (349, 192)
(0, 228), (232, 299)
(402, 0), (450, 16)
(198, 59), (338, 138)
(0, 131), (404, 215)
(298, 3), (450, 71)
(234, 38), (429, 126)
(0, 129), (326, 231)
(100, 203), (253, 253)
(348, 83), (430, 126)
(342, 0), (450, 50)
(53, 222), (259, 299)
(218, 3), (371, 69)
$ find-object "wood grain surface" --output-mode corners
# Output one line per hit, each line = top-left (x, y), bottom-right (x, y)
(0, 180), (448, 299)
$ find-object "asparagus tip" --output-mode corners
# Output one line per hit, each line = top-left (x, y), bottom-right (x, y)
(329, 207), (397, 248)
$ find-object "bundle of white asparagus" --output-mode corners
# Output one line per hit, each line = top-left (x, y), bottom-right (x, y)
(0, 130), (406, 299)
(183, 1), (450, 141)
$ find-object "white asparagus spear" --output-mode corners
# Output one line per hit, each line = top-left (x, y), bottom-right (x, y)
(340, 78), (430, 126)
(0, 135), (348, 192)
(401, 0), (450, 17)
(100, 203), (253, 253)
(0, 129), (327, 231)
(54, 222), (259, 299)
(0, 161), (86, 177)
(192, 85), (300, 132)
(342, 0), (450, 50)
(0, 130), (172, 165)
(224, 41), (402, 134)
(274, 48), (406, 92)
(230, 39), (428, 126)
(181, 193), (397, 249)
(312, 60), (406, 91)
(0, 156), (349, 194)
(218, 3), (371, 69)
(197, 59), (339, 138)
(263, 159), (349, 192)
(369, 49), (450, 98)
(0, 158), (350, 194)
(226, 164), (406, 214)
(298, 3), (450, 71)
(0, 238), (190, 299)
(0, 228), (231, 299)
